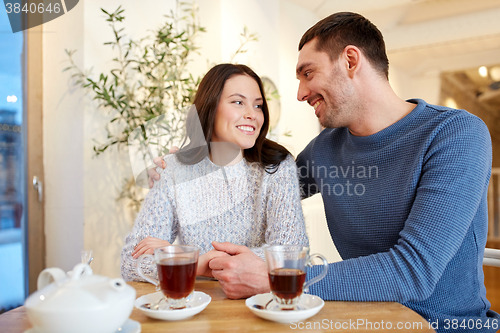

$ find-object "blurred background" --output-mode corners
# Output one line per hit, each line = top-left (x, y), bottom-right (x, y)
(1, 0), (499, 313)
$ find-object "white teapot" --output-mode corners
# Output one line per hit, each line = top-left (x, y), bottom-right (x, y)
(25, 263), (136, 333)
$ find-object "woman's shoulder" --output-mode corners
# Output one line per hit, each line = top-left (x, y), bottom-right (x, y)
(162, 153), (206, 169)
(163, 153), (180, 164)
(262, 154), (297, 179)
(280, 154), (297, 169)
(159, 154), (180, 175)
(157, 153), (194, 180)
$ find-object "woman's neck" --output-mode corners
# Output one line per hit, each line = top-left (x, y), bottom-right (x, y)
(209, 142), (243, 166)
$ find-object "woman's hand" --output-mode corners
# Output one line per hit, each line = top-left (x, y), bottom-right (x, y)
(197, 250), (230, 278)
(132, 237), (171, 259)
(209, 242), (270, 299)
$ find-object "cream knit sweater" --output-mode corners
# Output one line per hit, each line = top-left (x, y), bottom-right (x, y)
(121, 154), (308, 282)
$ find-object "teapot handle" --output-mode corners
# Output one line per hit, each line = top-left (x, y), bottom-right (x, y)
(37, 268), (66, 290)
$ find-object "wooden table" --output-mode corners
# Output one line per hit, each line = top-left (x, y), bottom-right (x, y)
(0, 279), (434, 332)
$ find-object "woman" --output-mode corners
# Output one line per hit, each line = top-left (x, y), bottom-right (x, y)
(121, 64), (308, 281)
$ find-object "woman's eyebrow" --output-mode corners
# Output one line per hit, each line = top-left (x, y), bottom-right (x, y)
(229, 93), (247, 99)
(228, 94), (263, 102)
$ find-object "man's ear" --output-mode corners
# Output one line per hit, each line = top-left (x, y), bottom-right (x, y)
(342, 45), (361, 79)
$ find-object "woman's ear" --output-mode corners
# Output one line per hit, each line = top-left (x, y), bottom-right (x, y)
(342, 45), (361, 79)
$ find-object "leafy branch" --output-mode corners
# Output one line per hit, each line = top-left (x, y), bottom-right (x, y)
(229, 26), (259, 63)
(64, 2), (205, 157)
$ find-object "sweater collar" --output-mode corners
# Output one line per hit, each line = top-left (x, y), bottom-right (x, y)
(203, 155), (248, 179)
(345, 98), (426, 147)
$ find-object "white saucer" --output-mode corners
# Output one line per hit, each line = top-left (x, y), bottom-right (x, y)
(134, 291), (211, 321)
(24, 319), (141, 333)
(245, 293), (324, 323)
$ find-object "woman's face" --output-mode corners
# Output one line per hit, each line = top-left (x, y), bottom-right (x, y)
(212, 74), (265, 150)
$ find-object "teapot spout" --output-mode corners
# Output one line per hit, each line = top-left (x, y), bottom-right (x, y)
(70, 263), (93, 280)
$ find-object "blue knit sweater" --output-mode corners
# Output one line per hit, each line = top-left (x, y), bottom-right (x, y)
(298, 99), (500, 332)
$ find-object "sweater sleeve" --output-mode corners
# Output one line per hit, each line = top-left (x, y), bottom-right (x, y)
(251, 155), (309, 259)
(307, 115), (492, 302)
(120, 167), (179, 282)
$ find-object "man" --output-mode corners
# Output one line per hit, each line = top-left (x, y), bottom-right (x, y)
(149, 12), (499, 331)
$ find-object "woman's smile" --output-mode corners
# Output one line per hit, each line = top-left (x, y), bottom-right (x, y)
(212, 74), (264, 150)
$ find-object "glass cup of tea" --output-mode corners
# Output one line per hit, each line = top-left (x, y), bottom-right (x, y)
(264, 245), (328, 310)
(137, 245), (199, 310)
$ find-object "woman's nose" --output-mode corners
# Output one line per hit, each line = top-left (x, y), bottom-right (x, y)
(244, 106), (256, 119)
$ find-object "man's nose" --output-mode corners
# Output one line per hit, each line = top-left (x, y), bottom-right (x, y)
(297, 81), (309, 102)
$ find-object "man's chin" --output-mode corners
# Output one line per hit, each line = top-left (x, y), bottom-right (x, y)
(318, 117), (333, 129)
(320, 119), (342, 129)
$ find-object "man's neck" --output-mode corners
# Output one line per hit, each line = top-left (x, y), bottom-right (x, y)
(348, 80), (416, 137)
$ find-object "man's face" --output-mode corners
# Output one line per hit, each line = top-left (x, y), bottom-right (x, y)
(296, 38), (354, 128)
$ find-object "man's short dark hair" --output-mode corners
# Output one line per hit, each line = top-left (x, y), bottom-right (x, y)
(299, 12), (389, 79)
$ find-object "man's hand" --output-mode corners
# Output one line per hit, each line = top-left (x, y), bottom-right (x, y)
(147, 146), (179, 188)
(197, 250), (230, 278)
(209, 241), (270, 299)
(132, 237), (171, 259)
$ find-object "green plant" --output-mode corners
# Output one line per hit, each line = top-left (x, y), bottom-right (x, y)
(229, 26), (258, 63)
(65, 2), (204, 157)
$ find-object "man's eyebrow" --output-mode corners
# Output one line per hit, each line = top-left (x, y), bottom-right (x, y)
(296, 62), (312, 77)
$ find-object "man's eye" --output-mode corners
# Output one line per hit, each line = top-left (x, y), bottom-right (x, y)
(305, 71), (311, 77)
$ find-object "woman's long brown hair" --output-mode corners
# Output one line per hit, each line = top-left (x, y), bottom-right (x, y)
(177, 63), (290, 173)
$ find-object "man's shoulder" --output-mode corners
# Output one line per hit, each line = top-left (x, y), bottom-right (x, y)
(417, 99), (484, 124)
(411, 99), (488, 136)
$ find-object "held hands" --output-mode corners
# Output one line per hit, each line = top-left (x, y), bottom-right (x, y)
(197, 250), (230, 278)
(147, 146), (179, 188)
(209, 241), (270, 299)
(132, 237), (171, 259)
(132, 238), (270, 297)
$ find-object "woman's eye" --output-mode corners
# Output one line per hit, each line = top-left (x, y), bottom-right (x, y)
(233, 100), (243, 105)
(255, 104), (263, 110)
